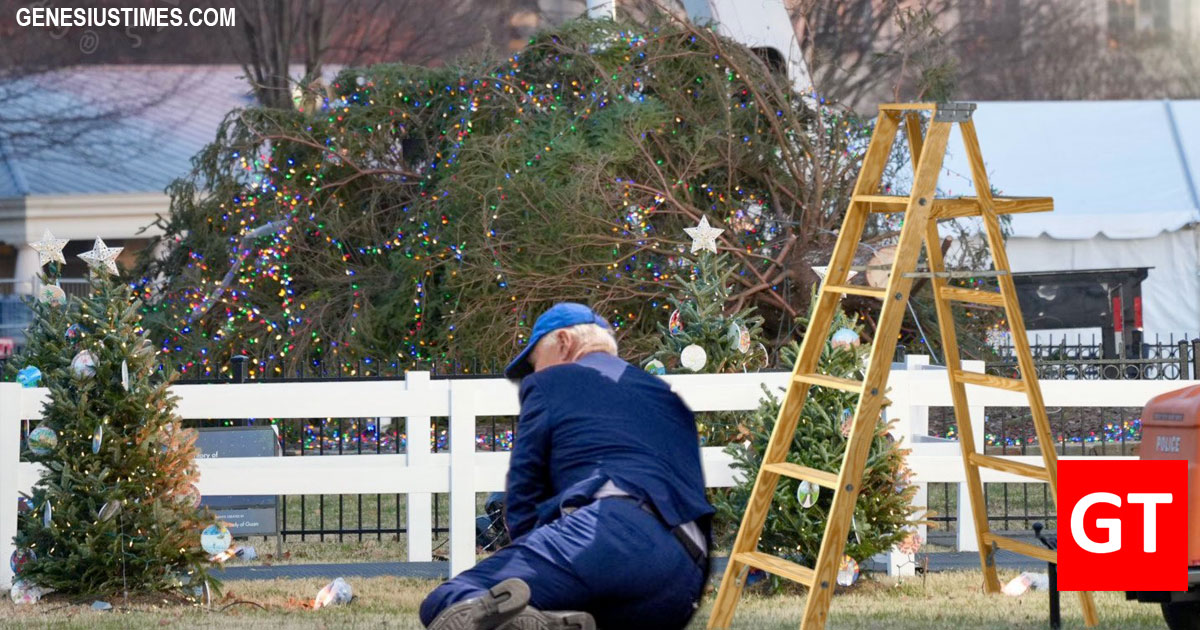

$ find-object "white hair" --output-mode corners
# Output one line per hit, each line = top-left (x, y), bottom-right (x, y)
(557, 322), (618, 357)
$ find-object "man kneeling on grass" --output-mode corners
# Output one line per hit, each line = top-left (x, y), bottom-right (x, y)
(420, 302), (713, 630)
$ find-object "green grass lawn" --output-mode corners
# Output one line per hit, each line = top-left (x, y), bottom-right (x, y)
(0, 571), (1167, 629)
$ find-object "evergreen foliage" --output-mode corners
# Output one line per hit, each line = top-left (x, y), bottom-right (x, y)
(711, 299), (921, 576)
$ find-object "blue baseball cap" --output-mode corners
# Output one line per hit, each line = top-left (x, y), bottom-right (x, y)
(504, 302), (611, 379)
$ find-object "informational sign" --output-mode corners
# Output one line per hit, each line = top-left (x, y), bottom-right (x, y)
(195, 425), (280, 536)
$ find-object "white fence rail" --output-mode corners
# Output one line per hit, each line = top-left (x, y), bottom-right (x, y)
(0, 357), (1183, 589)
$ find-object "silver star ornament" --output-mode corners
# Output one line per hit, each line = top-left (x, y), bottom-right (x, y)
(30, 230), (68, 267)
(684, 215), (723, 254)
(78, 237), (123, 275)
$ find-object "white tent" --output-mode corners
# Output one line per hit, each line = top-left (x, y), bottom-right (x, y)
(936, 100), (1200, 341)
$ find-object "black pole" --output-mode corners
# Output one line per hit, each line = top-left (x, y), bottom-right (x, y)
(231, 355), (248, 383)
(1048, 561), (1061, 630)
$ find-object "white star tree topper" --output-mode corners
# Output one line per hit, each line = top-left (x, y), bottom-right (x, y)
(30, 229), (68, 267)
(684, 215), (723, 254)
(78, 237), (123, 275)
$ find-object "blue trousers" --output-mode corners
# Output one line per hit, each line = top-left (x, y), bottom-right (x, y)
(420, 498), (705, 629)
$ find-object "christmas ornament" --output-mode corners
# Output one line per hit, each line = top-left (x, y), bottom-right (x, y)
(27, 425), (57, 456)
(733, 323), (751, 353)
(71, 350), (96, 378)
(92, 424), (103, 454)
(97, 500), (122, 523)
(897, 532), (923, 555)
(179, 484), (202, 509)
(644, 359), (666, 375)
(9, 579), (50, 604)
(668, 309), (683, 335)
(121, 360), (129, 391)
(10, 548), (34, 575)
(15, 366), (42, 388)
(17, 496), (33, 514)
(837, 555), (860, 586)
(684, 215), (723, 254)
(78, 237), (123, 275)
(42, 500), (52, 528)
(866, 246), (896, 288)
(65, 324), (82, 342)
(680, 344), (707, 372)
(840, 408), (854, 438)
(201, 524), (232, 555)
(796, 480), (818, 509)
(30, 229), (68, 267)
(37, 284), (67, 307)
(831, 327), (860, 349)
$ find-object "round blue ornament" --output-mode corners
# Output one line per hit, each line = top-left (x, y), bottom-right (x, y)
(644, 359), (666, 375)
(65, 324), (82, 342)
(15, 366), (41, 388)
(201, 524), (232, 555)
(831, 327), (860, 349)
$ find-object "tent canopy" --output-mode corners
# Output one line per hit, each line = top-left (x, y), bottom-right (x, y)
(935, 100), (1200, 239)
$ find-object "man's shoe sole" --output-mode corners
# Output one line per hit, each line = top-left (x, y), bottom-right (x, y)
(499, 609), (596, 630)
(429, 578), (532, 630)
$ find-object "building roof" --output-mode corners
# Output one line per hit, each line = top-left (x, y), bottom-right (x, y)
(0, 65), (260, 198)
(937, 100), (1200, 240)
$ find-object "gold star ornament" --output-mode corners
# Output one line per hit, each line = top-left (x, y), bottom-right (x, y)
(78, 237), (123, 275)
(684, 215), (723, 254)
(30, 230), (68, 267)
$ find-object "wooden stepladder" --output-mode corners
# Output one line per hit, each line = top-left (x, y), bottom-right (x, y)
(707, 102), (1099, 630)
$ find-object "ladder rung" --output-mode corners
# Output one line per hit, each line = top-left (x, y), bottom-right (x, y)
(733, 551), (815, 586)
(762, 462), (840, 488)
(969, 453), (1050, 481)
(982, 533), (1056, 564)
(823, 284), (887, 299)
(794, 373), (864, 394)
(954, 370), (1026, 392)
(878, 103), (937, 111)
(937, 286), (1005, 306)
(903, 270), (1008, 279)
(853, 195), (1053, 219)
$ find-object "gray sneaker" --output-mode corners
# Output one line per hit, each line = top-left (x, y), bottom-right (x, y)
(499, 609), (596, 630)
(429, 578), (532, 630)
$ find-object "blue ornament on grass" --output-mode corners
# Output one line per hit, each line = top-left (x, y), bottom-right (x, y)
(15, 366), (41, 388)
(201, 524), (232, 555)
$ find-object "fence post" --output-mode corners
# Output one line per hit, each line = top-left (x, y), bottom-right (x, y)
(405, 371), (434, 562)
(231, 355), (248, 383)
(447, 380), (477, 576)
(1178, 341), (1188, 380)
(1192, 339), (1200, 380)
(886, 355), (931, 577)
(957, 359), (986, 553)
(0, 383), (21, 589)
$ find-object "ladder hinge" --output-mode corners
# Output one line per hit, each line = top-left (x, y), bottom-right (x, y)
(934, 102), (977, 123)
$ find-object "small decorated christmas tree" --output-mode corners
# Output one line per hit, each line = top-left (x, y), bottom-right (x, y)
(712, 294), (923, 585)
(646, 252), (768, 378)
(8, 234), (215, 597)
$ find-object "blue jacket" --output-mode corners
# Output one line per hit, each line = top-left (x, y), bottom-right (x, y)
(504, 352), (715, 540)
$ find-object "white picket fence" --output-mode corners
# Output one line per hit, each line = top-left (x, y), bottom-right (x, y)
(0, 357), (1186, 589)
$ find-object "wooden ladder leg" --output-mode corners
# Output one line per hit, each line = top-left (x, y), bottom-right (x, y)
(799, 120), (953, 630)
(923, 219), (1002, 593)
(960, 120), (1099, 626)
(707, 111), (904, 630)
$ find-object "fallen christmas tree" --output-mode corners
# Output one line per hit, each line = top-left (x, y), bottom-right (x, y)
(136, 9), (873, 377)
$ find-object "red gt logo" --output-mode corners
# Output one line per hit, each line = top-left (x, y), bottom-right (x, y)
(1058, 460), (1187, 591)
